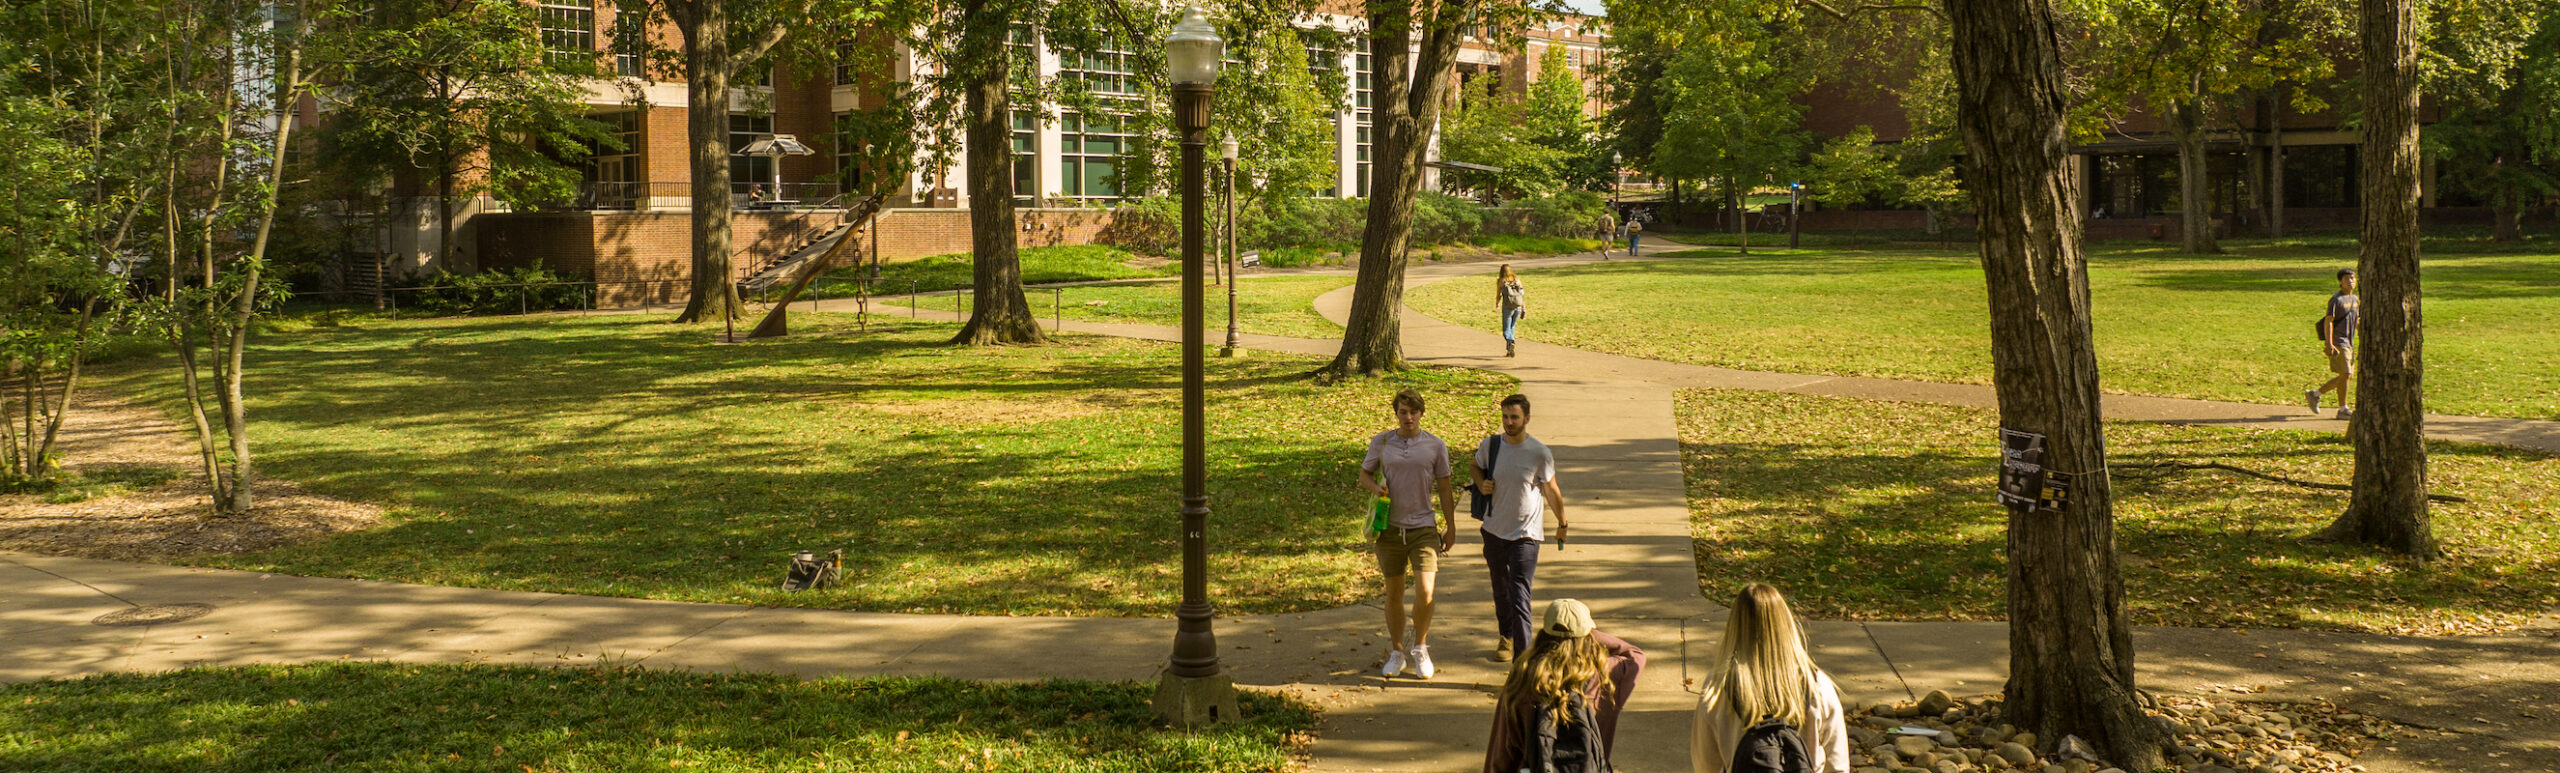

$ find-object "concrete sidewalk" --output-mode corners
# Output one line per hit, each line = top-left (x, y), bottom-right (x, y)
(3, 250), (2553, 772)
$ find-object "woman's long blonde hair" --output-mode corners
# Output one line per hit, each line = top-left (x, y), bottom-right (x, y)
(1498, 631), (1607, 725)
(1495, 265), (1520, 302)
(1703, 583), (1823, 729)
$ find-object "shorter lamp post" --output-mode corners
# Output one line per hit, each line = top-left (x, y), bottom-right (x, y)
(1788, 181), (1803, 249)
(1152, 4), (1238, 730)
(1221, 135), (1240, 357)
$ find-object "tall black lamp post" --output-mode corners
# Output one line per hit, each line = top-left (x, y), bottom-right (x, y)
(1152, 4), (1237, 729)
(1220, 135), (1241, 357)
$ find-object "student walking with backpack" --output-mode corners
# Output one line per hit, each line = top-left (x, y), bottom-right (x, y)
(1692, 583), (1850, 773)
(2305, 268), (2358, 419)
(1482, 599), (1647, 773)
(1496, 265), (1527, 358)
(1475, 394), (1564, 662)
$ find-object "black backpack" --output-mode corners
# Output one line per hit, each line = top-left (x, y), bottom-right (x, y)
(1516, 696), (1609, 773)
(782, 549), (841, 592)
(1729, 715), (1813, 773)
(1469, 434), (1503, 521)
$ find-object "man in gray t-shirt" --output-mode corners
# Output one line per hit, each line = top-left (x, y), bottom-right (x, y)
(1472, 394), (1565, 662)
(2306, 268), (2358, 418)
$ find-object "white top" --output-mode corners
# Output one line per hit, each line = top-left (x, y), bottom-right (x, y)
(1690, 670), (1852, 773)
(1478, 435), (1555, 542)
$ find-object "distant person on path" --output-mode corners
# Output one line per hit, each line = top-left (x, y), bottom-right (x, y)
(1691, 583), (1850, 773)
(1626, 218), (1643, 256)
(1475, 393), (1563, 662)
(1360, 389), (1458, 679)
(2306, 268), (2358, 419)
(1482, 599), (1648, 773)
(1596, 210), (1619, 259)
(1497, 265), (1527, 358)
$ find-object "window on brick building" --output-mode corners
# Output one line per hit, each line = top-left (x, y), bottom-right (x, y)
(1308, 45), (1339, 197)
(833, 118), (866, 196)
(1057, 44), (1139, 201)
(729, 113), (775, 194)
(610, 12), (645, 78)
(586, 111), (643, 209)
(1355, 52), (1373, 198)
(539, 2), (594, 68)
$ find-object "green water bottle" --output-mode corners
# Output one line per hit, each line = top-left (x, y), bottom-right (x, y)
(1368, 496), (1392, 535)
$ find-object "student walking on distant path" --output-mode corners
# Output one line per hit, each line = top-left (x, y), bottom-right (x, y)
(1475, 393), (1564, 663)
(1692, 583), (1850, 773)
(1482, 599), (1647, 773)
(1497, 265), (1527, 358)
(1626, 217), (1643, 256)
(1360, 389), (1458, 680)
(1596, 210), (1618, 259)
(2306, 268), (2359, 419)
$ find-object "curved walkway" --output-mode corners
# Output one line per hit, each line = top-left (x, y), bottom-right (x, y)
(3, 250), (2553, 773)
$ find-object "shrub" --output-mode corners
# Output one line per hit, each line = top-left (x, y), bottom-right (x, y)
(400, 265), (590, 316)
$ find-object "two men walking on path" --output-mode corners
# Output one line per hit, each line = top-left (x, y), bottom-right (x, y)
(1362, 390), (1459, 679)
(2307, 268), (2358, 418)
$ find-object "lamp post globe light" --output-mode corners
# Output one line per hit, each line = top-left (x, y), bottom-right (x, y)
(1788, 181), (1804, 249)
(1152, 4), (1239, 729)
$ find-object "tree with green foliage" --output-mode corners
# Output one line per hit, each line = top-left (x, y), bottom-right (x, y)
(2076, 0), (2338, 254)
(1650, 0), (1812, 252)
(321, 0), (618, 274)
(0, 98), (124, 485)
(2422, 0), (2560, 242)
(1318, 0), (1564, 380)
(1440, 75), (1574, 198)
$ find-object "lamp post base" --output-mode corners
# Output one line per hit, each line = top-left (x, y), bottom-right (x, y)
(1150, 669), (1239, 729)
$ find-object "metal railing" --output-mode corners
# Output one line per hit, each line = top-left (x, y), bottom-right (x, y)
(551, 182), (855, 212)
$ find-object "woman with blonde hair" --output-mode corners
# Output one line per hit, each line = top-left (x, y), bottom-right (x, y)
(1483, 599), (1646, 773)
(1495, 264), (1526, 357)
(1692, 583), (1849, 773)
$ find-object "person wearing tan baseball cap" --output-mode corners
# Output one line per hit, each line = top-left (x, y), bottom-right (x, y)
(1481, 599), (1647, 773)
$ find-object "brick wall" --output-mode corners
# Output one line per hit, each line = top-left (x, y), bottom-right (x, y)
(478, 207), (1117, 308)
(479, 210), (844, 307)
(869, 208), (1116, 261)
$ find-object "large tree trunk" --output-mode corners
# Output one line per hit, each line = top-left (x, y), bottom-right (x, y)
(1946, 0), (2168, 767)
(1317, 1), (1473, 380)
(2171, 93), (2221, 253)
(949, 1), (1043, 346)
(2321, 0), (2436, 558)
(673, 0), (745, 324)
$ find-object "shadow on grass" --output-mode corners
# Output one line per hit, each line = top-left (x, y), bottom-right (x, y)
(1677, 389), (2560, 634)
(0, 663), (1315, 772)
(87, 314), (1518, 616)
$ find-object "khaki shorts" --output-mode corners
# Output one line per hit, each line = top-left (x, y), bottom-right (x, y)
(1374, 526), (1443, 577)
(2328, 346), (2354, 375)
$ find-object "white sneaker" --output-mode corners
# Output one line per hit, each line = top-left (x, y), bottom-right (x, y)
(1381, 645), (1409, 677)
(1410, 644), (1436, 679)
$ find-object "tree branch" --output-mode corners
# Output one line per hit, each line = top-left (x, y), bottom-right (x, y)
(2115, 460), (2470, 503)
(1799, 0), (1948, 22)
(729, 0), (814, 79)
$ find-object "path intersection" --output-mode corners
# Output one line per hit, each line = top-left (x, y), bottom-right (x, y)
(4, 250), (2553, 772)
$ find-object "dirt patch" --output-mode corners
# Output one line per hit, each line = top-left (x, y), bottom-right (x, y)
(0, 392), (382, 562)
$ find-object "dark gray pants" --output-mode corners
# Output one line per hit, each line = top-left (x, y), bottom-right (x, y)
(1481, 529), (1541, 648)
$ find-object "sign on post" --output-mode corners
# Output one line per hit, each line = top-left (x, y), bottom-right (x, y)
(1997, 428), (2070, 512)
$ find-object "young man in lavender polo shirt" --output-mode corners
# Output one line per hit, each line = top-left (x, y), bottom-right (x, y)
(1360, 389), (1458, 678)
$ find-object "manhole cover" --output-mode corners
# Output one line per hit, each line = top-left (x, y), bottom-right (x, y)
(92, 603), (216, 627)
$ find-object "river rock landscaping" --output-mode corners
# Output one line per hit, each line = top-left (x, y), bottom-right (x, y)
(1846, 689), (2421, 773)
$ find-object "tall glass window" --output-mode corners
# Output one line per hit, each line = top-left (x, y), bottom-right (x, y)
(610, 12), (645, 77)
(1055, 46), (1139, 201)
(538, 2), (594, 68)
(729, 113), (775, 194)
(1354, 52), (1374, 198)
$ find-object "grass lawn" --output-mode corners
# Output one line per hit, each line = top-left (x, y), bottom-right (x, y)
(1405, 237), (2560, 419)
(821, 245), (1173, 295)
(0, 664), (1315, 772)
(877, 275), (1353, 341)
(91, 315), (1513, 615)
(1677, 388), (2560, 635)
